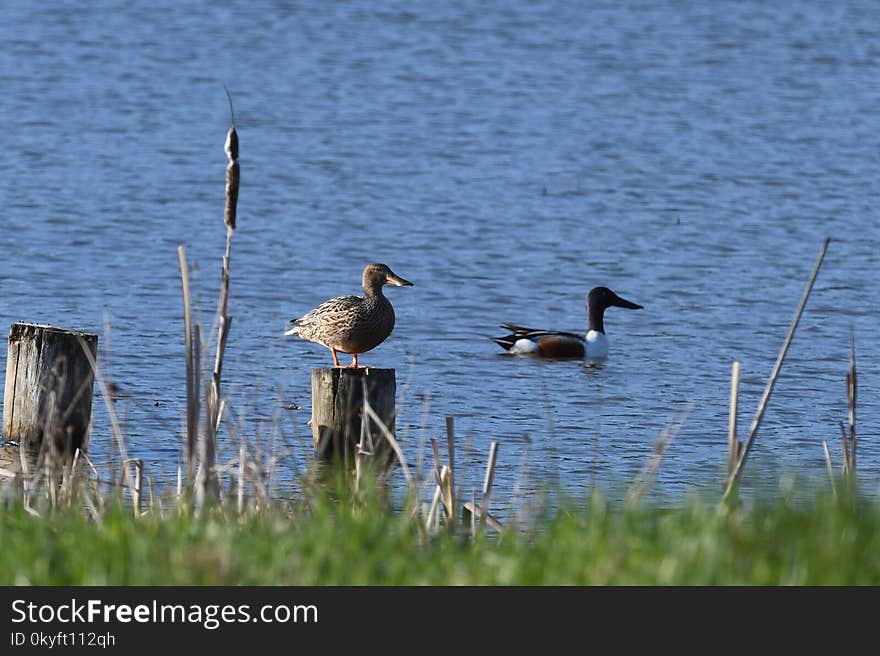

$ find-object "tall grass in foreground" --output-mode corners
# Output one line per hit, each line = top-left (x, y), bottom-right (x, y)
(1, 485), (879, 585)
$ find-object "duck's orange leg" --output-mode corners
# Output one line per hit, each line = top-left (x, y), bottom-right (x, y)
(347, 353), (359, 368)
(331, 348), (341, 367)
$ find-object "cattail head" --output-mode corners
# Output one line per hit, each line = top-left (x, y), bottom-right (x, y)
(223, 87), (240, 230)
(225, 158), (239, 230)
(225, 126), (239, 162)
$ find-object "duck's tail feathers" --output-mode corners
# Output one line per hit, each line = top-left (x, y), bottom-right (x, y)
(490, 334), (517, 351)
(500, 323), (584, 342)
(500, 322), (535, 333)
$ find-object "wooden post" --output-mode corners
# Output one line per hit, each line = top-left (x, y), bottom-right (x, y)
(311, 368), (396, 465)
(2, 323), (98, 457)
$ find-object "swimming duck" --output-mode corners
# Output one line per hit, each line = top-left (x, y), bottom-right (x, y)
(491, 286), (643, 360)
(285, 263), (413, 368)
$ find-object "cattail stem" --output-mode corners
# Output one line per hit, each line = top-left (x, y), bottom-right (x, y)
(177, 246), (198, 489)
(364, 402), (412, 486)
(727, 361), (741, 482)
(822, 441), (837, 496)
(199, 92), (240, 504)
(445, 416), (456, 524)
(847, 329), (857, 475)
(479, 441), (499, 531)
(131, 459), (143, 516)
(724, 238), (830, 499)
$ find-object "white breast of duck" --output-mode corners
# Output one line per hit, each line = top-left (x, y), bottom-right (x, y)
(585, 329), (609, 359)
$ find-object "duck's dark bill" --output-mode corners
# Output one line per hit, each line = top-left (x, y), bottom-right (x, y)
(613, 295), (642, 310)
(387, 274), (413, 287)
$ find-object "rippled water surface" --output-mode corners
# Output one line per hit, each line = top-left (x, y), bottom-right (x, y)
(2, 1), (878, 504)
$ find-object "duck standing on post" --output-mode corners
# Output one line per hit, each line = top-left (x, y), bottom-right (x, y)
(492, 286), (642, 361)
(285, 263), (413, 368)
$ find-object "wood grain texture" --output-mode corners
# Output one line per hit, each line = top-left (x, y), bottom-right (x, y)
(311, 367), (396, 465)
(2, 323), (98, 455)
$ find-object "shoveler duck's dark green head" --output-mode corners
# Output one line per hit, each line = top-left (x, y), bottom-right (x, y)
(586, 286), (642, 333)
(362, 263), (413, 294)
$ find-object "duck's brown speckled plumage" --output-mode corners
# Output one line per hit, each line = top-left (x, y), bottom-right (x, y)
(285, 263), (413, 367)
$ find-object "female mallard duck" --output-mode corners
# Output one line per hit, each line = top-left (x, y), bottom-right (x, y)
(285, 263), (413, 368)
(492, 286), (642, 360)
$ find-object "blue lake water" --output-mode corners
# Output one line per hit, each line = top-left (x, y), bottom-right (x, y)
(1, 1), (878, 506)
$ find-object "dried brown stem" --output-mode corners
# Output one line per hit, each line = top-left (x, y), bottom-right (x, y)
(200, 95), (240, 504)
(462, 501), (504, 533)
(724, 237), (830, 499)
(480, 441), (499, 531)
(847, 329), (857, 474)
(364, 402), (412, 486)
(177, 246), (198, 487)
(822, 441), (836, 496)
(445, 416), (456, 525)
(727, 361), (741, 481)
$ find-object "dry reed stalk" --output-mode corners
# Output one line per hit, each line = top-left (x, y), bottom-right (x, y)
(147, 476), (157, 516)
(58, 449), (77, 508)
(839, 422), (850, 477)
(822, 441), (837, 496)
(479, 441), (499, 531)
(237, 444), (246, 514)
(724, 237), (830, 499)
(432, 479), (445, 533)
(846, 330), (857, 474)
(445, 415), (456, 524)
(425, 478), (442, 531)
(78, 337), (132, 494)
(193, 323), (201, 433)
(462, 501), (503, 533)
(78, 451), (104, 516)
(429, 437), (452, 518)
(363, 402), (412, 486)
(728, 361), (741, 479)
(178, 245), (198, 487)
(19, 435), (31, 504)
(414, 392), (431, 481)
(429, 437), (442, 485)
(45, 449), (58, 510)
(626, 405), (692, 507)
(470, 488), (476, 539)
(434, 437), (456, 520)
(248, 458), (270, 509)
(200, 91), (240, 504)
(355, 378), (371, 493)
(214, 399), (227, 439)
(176, 458), (183, 502)
(442, 473), (453, 525)
(131, 459), (143, 516)
(83, 494), (100, 522)
(354, 429), (364, 494)
(425, 465), (449, 532)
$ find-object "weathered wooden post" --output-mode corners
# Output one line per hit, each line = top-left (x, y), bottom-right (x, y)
(311, 368), (396, 466)
(3, 322), (98, 457)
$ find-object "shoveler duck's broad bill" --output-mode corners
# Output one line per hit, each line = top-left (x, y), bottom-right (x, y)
(285, 263), (413, 368)
(491, 286), (643, 361)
